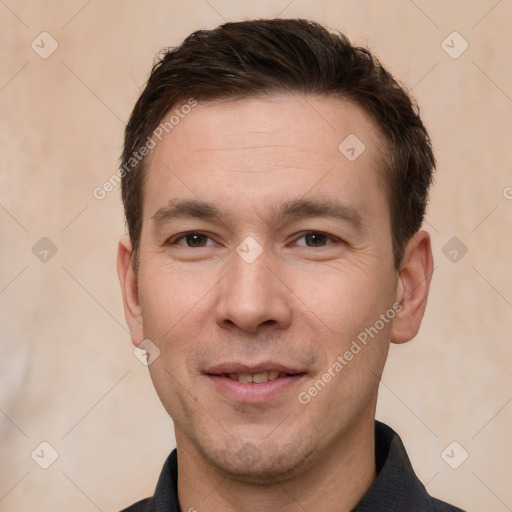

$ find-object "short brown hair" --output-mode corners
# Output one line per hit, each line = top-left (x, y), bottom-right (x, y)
(121, 18), (435, 271)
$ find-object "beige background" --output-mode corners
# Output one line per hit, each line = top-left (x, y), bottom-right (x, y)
(1, 1), (511, 511)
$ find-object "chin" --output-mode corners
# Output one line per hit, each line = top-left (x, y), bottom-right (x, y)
(195, 432), (320, 484)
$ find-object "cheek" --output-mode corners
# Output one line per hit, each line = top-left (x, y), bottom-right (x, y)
(290, 260), (394, 334)
(138, 263), (224, 388)
(138, 263), (210, 337)
(291, 261), (396, 395)
(139, 267), (210, 417)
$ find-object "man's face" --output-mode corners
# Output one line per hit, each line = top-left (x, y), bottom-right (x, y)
(121, 95), (404, 480)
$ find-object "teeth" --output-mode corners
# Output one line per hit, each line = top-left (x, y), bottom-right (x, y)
(252, 371), (269, 383)
(226, 371), (289, 383)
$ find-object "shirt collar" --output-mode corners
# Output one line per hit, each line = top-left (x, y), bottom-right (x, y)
(147, 421), (439, 511)
(352, 421), (435, 511)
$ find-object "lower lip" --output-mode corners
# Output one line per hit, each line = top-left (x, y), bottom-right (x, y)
(206, 374), (306, 403)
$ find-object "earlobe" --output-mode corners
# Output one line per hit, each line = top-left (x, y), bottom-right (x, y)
(117, 236), (144, 347)
(390, 230), (434, 345)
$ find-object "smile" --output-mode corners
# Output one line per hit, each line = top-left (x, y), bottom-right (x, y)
(223, 371), (291, 383)
(205, 369), (307, 404)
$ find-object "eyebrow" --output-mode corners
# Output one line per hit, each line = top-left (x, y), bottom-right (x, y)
(151, 198), (367, 232)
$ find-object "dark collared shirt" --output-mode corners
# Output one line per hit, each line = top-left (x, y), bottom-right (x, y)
(121, 421), (467, 512)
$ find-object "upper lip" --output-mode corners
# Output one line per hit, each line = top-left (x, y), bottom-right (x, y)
(204, 362), (304, 375)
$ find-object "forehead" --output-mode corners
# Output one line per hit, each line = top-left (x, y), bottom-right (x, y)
(143, 94), (389, 226)
(151, 94), (383, 161)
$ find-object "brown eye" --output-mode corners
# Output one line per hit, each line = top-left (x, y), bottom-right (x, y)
(170, 232), (214, 247)
(304, 232), (329, 247)
(295, 231), (337, 247)
(185, 234), (208, 247)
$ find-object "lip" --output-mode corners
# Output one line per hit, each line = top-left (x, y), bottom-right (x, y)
(204, 361), (307, 404)
(205, 361), (302, 375)
(206, 373), (306, 403)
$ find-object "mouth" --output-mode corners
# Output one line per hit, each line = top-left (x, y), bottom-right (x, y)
(217, 371), (295, 383)
(204, 363), (306, 403)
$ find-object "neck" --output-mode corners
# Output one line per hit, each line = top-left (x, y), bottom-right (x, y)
(176, 414), (377, 512)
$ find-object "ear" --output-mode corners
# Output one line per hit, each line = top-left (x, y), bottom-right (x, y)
(390, 230), (434, 344)
(117, 235), (144, 347)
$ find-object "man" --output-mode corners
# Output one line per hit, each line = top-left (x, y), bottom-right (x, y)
(117, 18), (466, 512)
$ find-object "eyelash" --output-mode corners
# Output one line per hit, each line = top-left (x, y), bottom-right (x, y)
(168, 232), (216, 247)
(167, 231), (341, 248)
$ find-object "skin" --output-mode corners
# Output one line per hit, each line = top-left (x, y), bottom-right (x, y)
(117, 94), (433, 512)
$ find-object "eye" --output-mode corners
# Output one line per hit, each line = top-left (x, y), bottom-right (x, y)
(169, 232), (216, 247)
(294, 231), (339, 247)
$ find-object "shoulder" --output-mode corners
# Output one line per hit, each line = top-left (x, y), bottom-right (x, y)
(373, 421), (468, 512)
(118, 449), (179, 511)
(431, 497), (468, 512)
(119, 498), (152, 512)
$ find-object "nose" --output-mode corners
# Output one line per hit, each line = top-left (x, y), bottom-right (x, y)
(215, 245), (293, 333)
